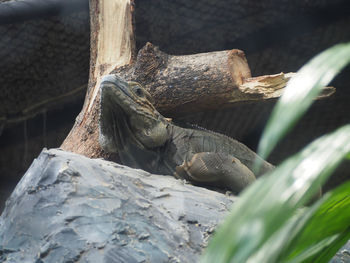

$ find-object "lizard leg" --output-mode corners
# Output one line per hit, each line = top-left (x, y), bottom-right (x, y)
(175, 152), (256, 193)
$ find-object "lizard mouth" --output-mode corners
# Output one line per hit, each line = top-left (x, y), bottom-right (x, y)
(100, 86), (138, 123)
(100, 74), (159, 121)
(100, 75), (134, 103)
(99, 74), (164, 150)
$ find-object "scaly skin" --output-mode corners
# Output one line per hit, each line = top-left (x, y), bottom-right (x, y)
(99, 75), (274, 193)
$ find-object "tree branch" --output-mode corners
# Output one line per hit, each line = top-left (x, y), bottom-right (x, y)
(61, 0), (335, 158)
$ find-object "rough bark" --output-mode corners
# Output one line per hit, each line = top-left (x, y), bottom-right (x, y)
(131, 44), (335, 115)
(59, 0), (336, 158)
(61, 0), (135, 158)
(61, 38), (334, 158)
(60, 0), (335, 159)
(131, 43), (252, 115)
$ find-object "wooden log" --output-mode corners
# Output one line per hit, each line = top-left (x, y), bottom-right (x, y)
(61, 0), (335, 158)
(61, 0), (135, 158)
(130, 42), (252, 115)
(86, 0), (135, 114)
(238, 72), (335, 101)
(130, 43), (335, 116)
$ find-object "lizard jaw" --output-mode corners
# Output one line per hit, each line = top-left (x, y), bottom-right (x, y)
(99, 74), (169, 149)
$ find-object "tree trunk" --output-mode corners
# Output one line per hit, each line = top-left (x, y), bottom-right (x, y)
(61, 0), (135, 158)
(61, 0), (335, 158)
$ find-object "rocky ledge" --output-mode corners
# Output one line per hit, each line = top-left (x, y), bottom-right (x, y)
(0, 149), (236, 262)
(0, 149), (348, 262)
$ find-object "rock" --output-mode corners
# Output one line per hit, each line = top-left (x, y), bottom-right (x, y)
(329, 240), (350, 263)
(0, 148), (348, 262)
(0, 149), (236, 263)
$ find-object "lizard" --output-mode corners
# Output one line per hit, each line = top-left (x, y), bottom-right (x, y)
(99, 74), (274, 193)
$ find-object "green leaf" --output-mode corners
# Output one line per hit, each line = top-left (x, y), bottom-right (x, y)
(243, 206), (319, 263)
(285, 181), (350, 263)
(256, 43), (350, 165)
(304, 230), (350, 263)
(285, 235), (341, 263)
(201, 125), (350, 263)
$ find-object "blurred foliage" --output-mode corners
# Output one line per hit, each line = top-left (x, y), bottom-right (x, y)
(201, 43), (350, 263)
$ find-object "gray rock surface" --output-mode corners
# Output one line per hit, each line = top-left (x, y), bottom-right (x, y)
(0, 149), (236, 262)
(330, 241), (350, 263)
(0, 148), (348, 262)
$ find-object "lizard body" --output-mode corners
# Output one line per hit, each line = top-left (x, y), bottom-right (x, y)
(99, 75), (274, 193)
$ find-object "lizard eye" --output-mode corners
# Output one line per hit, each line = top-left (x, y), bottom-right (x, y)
(134, 86), (144, 97)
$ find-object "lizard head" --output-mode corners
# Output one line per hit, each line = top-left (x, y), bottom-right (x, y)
(99, 74), (168, 153)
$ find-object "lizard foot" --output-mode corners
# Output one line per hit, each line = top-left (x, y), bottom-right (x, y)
(175, 152), (256, 193)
